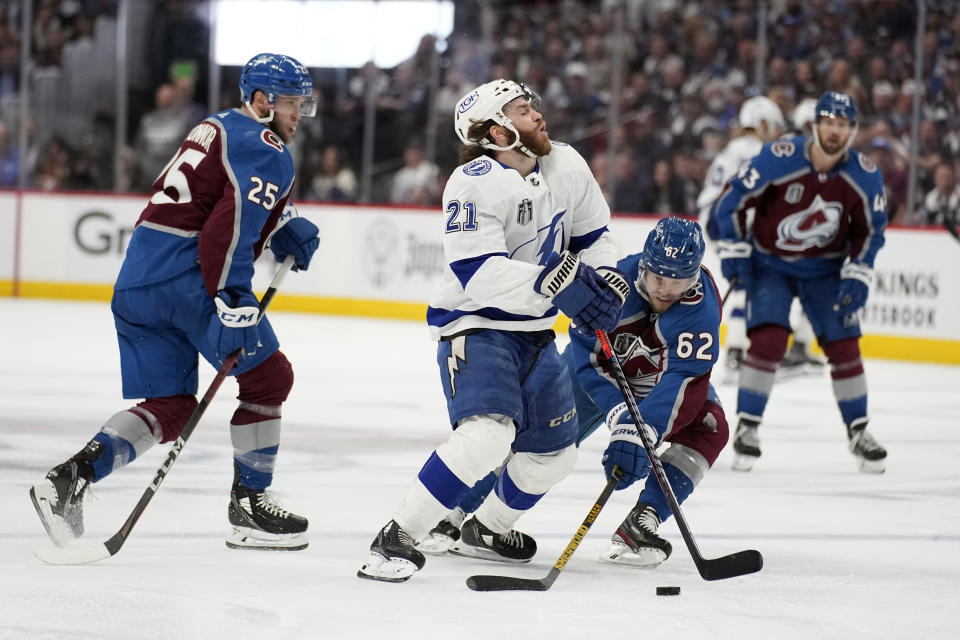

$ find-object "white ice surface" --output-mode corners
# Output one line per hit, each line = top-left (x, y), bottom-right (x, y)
(1, 298), (958, 640)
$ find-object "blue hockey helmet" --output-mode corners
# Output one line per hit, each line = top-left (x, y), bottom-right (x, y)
(640, 217), (705, 281)
(814, 91), (857, 125)
(239, 53), (316, 119)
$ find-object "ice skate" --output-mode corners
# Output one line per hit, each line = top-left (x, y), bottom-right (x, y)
(450, 516), (536, 563)
(417, 506), (465, 556)
(29, 458), (93, 547)
(358, 520), (426, 582)
(732, 418), (761, 471)
(777, 342), (826, 380)
(720, 347), (743, 385)
(599, 503), (672, 567)
(848, 424), (887, 474)
(226, 467), (308, 550)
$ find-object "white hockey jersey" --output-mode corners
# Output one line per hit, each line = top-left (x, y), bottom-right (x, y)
(696, 133), (764, 229)
(427, 142), (620, 339)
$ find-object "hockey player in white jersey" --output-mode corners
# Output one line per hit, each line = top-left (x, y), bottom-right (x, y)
(697, 96), (784, 383)
(358, 79), (629, 582)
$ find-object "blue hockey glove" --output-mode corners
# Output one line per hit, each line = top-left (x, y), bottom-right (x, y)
(716, 240), (752, 290)
(534, 251), (621, 333)
(270, 216), (319, 271)
(208, 289), (261, 363)
(835, 261), (872, 314)
(601, 403), (662, 490)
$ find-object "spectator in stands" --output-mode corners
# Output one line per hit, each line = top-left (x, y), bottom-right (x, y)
(868, 136), (908, 223)
(306, 146), (357, 203)
(0, 119), (18, 186)
(131, 82), (191, 192)
(923, 163), (960, 230)
(390, 139), (439, 206)
(643, 158), (686, 215)
(0, 41), (19, 102)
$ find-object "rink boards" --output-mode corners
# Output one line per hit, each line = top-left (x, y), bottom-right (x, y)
(0, 189), (957, 364)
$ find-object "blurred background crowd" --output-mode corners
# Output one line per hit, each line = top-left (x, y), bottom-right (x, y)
(1, 0), (958, 228)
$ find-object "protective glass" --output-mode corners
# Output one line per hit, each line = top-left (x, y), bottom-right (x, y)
(273, 94), (318, 117)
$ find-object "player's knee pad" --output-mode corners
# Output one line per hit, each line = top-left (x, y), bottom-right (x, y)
(747, 324), (791, 366)
(504, 445), (578, 495)
(665, 400), (728, 467)
(661, 444), (710, 488)
(236, 350), (294, 406)
(435, 414), (515, 484)
(134, 394), (198, 443)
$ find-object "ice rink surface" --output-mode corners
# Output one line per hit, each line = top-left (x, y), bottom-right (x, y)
(1, 298), (958, 640)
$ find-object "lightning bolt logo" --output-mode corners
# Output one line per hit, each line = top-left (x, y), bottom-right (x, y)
(536, 210), (567, 266)
(446, 335), (467, 396)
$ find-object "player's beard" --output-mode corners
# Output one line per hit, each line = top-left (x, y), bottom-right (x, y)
(519, 128), (552, 156)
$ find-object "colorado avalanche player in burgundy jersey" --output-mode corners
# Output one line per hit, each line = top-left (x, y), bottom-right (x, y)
(29, 53), (321, 552)
(713, 91), (888, 473)
(566, 217), (729, 566)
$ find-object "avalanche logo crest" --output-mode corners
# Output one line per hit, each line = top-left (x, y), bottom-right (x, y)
(775, 194), (842, 251)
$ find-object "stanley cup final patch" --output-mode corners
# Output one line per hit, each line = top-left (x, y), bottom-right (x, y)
(517, 198), (533, 225)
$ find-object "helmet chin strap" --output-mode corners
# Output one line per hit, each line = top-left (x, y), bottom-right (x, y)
(813, 122), (858, 155)
(243, 100), (275, 125)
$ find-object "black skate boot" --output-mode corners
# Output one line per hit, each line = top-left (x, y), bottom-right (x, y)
(732, 418), (761, 471)
(226, 465), (308, 550)
(847, 423), (887, 474)
(417, 506), (465, 556)
(451, 516), (537, 563)
(29, 440), (100, 547)
(358, 519), (427, 582)
(600, 502), (672, 567)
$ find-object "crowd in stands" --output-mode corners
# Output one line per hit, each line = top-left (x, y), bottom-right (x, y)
(1, 0), (959, 229)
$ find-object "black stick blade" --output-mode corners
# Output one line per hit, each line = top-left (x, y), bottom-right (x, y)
(699, 549), (764, 581)
(466, 574), (550, 592)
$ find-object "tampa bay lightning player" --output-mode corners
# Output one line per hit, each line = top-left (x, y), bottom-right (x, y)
(30, 53), (320, 551)
(425, 217), (730, 568)
(713, 91), (888, 473)
(358, 79), (629, 582)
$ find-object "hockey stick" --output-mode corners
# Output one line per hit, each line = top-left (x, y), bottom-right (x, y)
(466, 468), (623, 592)
(35, 256), (296, 565)
(593, 329), (762, 581)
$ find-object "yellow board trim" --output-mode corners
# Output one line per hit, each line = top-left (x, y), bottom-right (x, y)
(5, 281), (960, 365)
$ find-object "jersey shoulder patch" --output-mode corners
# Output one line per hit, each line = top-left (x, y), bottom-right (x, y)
(857, 152), (877, 173)
(462, 157), (492, 177)
(770, 140), (796, 158)
(260, 129), (285, 152)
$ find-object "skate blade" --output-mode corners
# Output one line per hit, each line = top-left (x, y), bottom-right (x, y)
(416, 532), (457, 556)
(732, 453), (759, 472)
(598, 541), (666, 567)
(356, 552), (419, 582)
(29, 485), (73, 548)
(856, 458), (886, 474)
(225, 527), (308, 551)
(449, 542), (532, 564)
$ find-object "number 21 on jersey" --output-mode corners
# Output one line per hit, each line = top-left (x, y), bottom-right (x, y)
(445, 201), (478, 233)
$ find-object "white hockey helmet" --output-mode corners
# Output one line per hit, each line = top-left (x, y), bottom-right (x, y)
(791, 97), (817, 133)
(738, 96), (786, 134)
(453, 79), (542, 156)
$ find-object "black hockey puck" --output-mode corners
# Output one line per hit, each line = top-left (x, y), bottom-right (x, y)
(656, 586), (681, 596)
